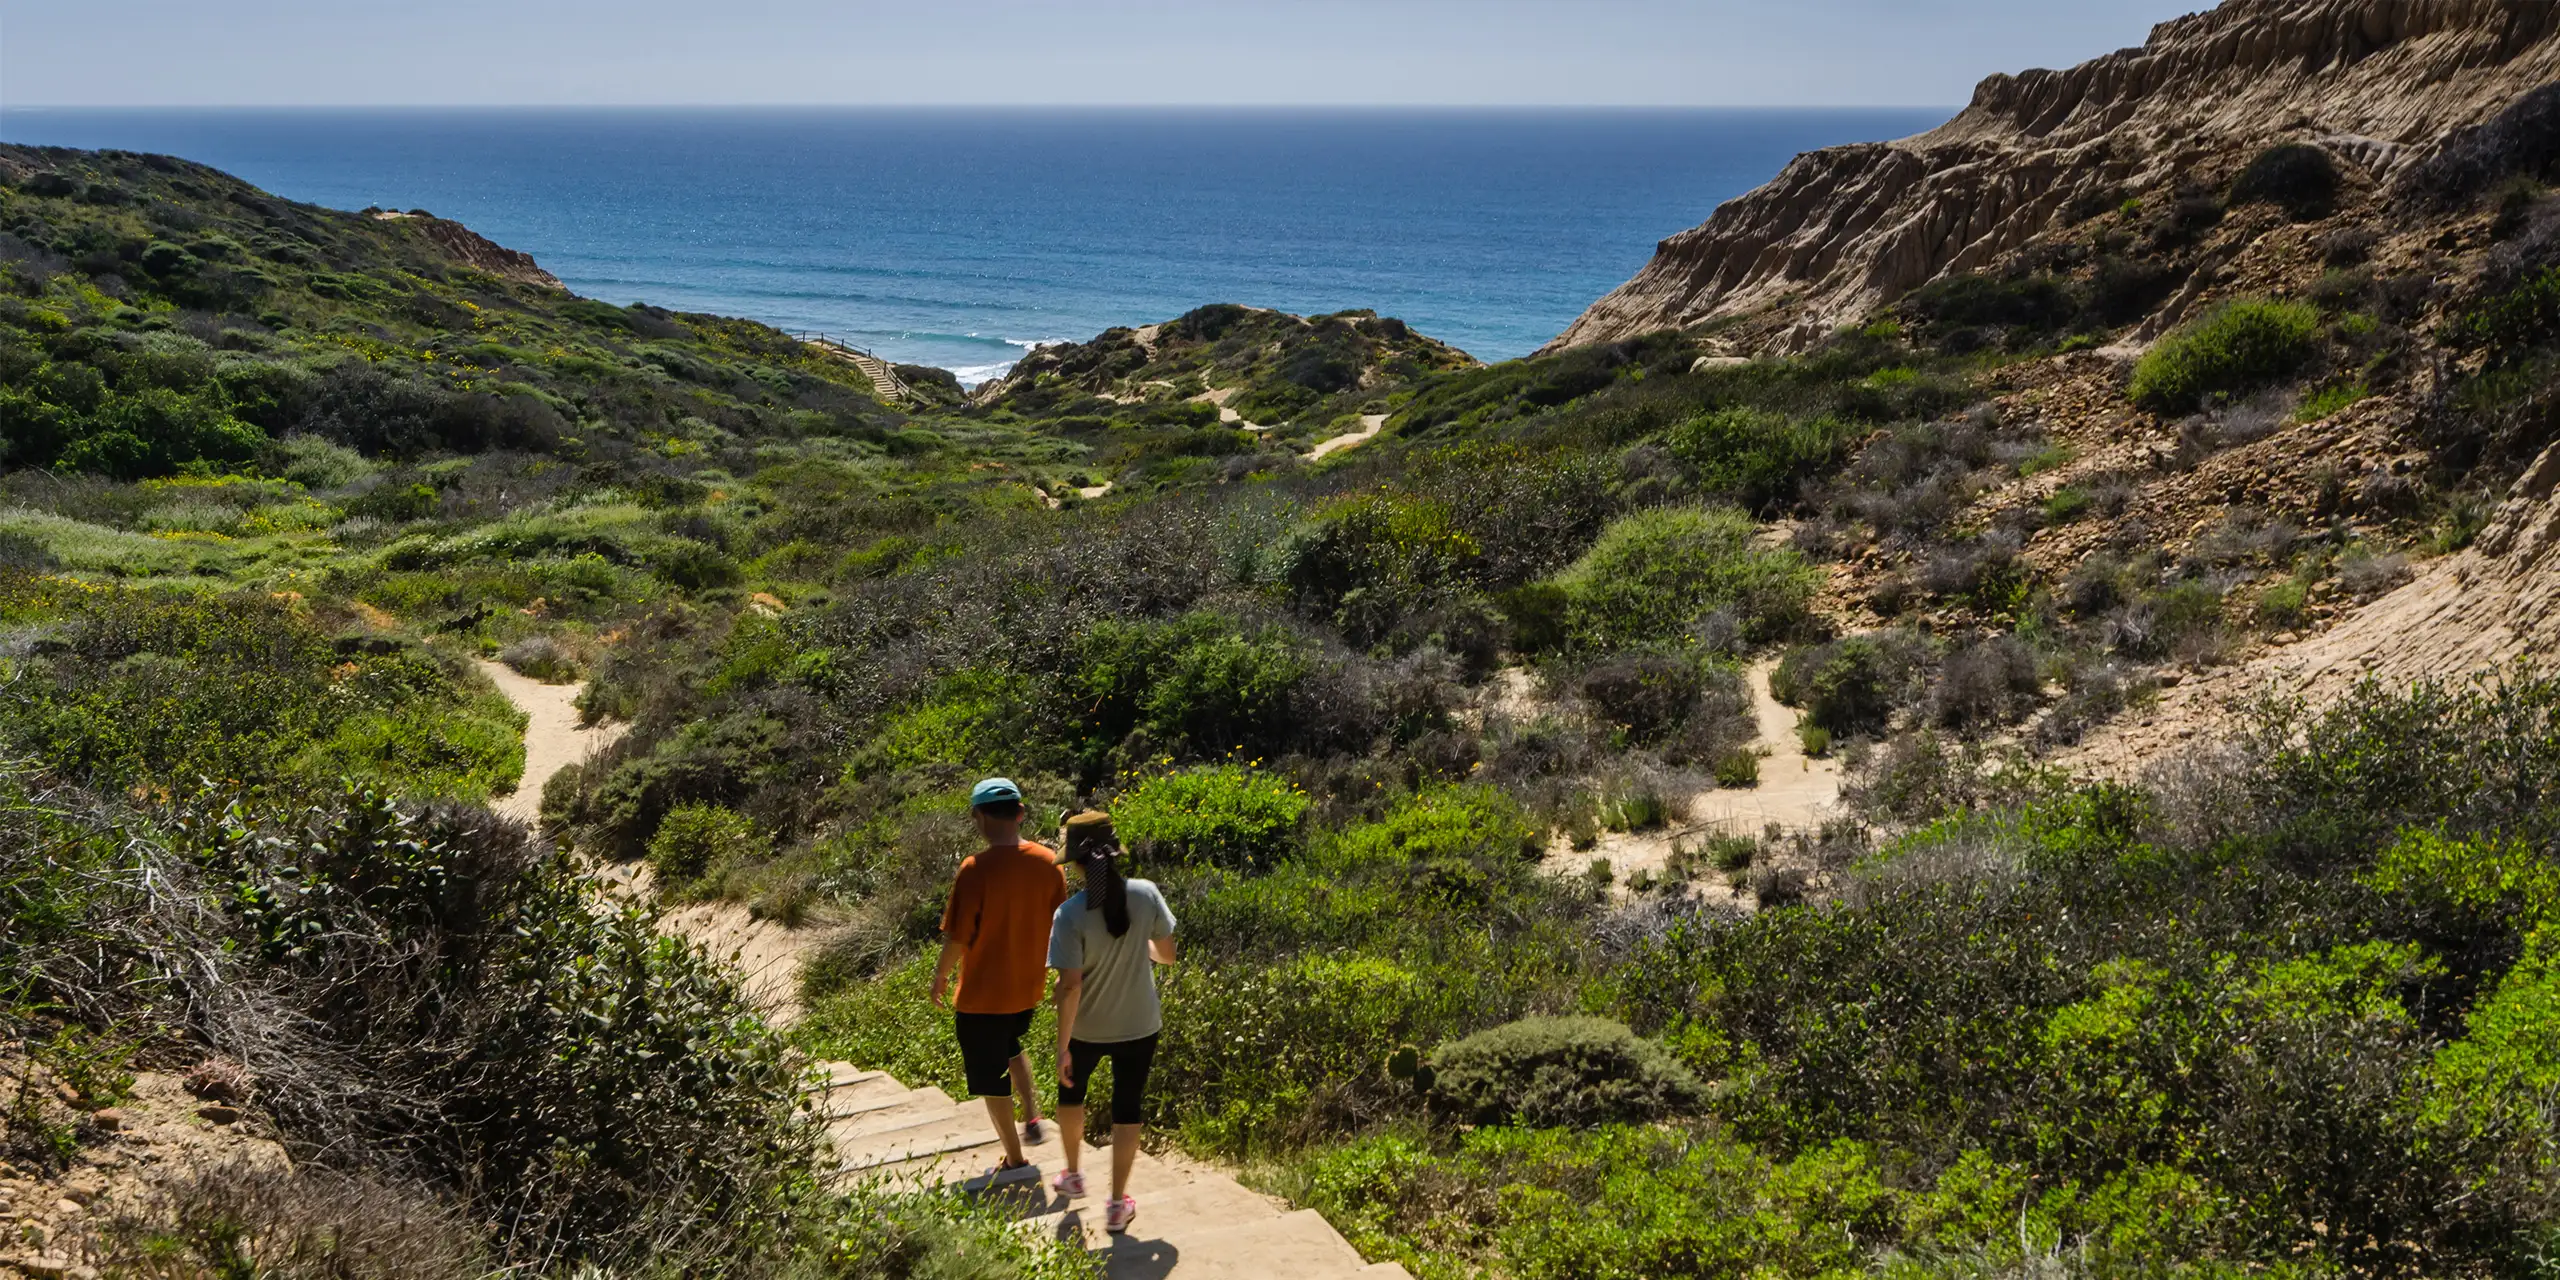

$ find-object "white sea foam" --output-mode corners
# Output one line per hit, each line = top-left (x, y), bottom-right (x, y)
(949, 361), (1017, 389)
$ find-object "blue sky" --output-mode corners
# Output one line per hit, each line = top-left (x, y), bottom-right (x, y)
(5, 1), (2207, 108)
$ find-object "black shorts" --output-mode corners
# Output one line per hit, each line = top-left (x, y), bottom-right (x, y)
(1057, 1033), (1158, 1126)
(954, 1009), (1036, 1098)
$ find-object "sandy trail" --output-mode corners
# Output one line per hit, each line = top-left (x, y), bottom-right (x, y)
(478, 659), (833, 1025)
(478, 659), (625, 824)
(1541, 658), (1843, 889)
(1307, 414), (1388, 461)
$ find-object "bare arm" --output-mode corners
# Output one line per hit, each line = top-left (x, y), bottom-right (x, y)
(1052, 969), (1085, 1084)
(930, 936), (965, 1009)
(1149, 935), (1177, 964)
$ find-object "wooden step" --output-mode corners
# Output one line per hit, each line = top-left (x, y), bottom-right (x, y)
(820, 1083), (959, 1123)
(1106, 1208), (1368, 1280)
(835, 1118), (1006, 1172)
(1027, 1169), (1282, 1250)
(810, 1063), (886, 1091)
(826, 1092), (969, 1140)
(810, 1073), (909, 1112)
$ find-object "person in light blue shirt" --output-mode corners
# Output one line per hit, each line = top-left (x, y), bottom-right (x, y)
(1045, 810), (1176, 1235)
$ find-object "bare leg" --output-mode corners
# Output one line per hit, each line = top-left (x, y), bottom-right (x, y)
(982, 1095), (1026, 1166)
(1111, 1123), (1142, 1201)
(1057, 1104), (1086, 1173)
(1008, 1052), (1043, 1126)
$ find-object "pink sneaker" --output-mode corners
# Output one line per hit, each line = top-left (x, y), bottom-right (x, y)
(1105, 1195), (1137, 1234)
(1050, 1168), (1086, 1197)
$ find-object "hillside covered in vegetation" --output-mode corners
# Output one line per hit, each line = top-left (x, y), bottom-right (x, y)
(20, 2), (2560, 1273)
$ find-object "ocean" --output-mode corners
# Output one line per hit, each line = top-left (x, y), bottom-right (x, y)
(1, 108), (1945, 383)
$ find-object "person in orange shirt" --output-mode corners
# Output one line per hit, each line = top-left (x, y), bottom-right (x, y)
(931, 777), (1069, 1184)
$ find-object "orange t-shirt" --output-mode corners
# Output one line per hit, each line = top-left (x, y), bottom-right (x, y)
(940, 841), (1068, 1014)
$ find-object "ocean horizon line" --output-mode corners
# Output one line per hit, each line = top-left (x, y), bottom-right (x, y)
(0, 102), (1961, 116)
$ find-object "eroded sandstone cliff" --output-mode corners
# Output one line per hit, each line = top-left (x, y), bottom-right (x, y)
(1551, 0), (2560, 353)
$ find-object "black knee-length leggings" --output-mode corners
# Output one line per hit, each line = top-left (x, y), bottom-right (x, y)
(1056, 1033), (1158, 1125)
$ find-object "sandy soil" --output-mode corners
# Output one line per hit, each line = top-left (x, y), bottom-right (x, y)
(2, 1063), (295, 1276)
(1306, 414), (1388, 461)
(1540, 659), (1843, 893)
(476, 660), (625, 825)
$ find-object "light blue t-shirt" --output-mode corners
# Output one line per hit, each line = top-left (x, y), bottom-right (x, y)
(1047, 878), (1176, 1044)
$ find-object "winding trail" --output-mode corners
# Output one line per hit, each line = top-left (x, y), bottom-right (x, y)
(1308, 414), (1388, 461)
(480, 661), (1409, 1279)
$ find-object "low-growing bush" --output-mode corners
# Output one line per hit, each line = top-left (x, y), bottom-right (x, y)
(1929, 634), (2043, 731)
(646, 802), (768, 898)
(1662, 407), (1857, 512)
(1774, 633), (1925, 739)
(2130, 299), (2322, 413)
(1112, 764), (1309, 870)
(1426, 1015), (1705, 1128)
(496, 634), (581, 682)
(2230, 143), (2342, 221)
(1546, 506), (1818, 652)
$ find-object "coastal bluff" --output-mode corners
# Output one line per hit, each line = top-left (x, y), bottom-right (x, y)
(1549, 0), (2560, 352)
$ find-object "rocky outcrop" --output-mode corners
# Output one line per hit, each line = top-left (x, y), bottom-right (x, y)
(371, 209), (564, 290)
(1550, 0), (2560, 353)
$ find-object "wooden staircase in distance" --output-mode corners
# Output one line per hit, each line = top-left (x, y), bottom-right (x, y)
(801, 333), (913, 404)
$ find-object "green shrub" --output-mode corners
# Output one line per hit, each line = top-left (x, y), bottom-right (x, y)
(2460, 266), (2560, 358)
(1663, 407), (1857, 511)
(2254, 577), (2310, 629)
(858, 668), (1046, 779)
(2042, 485), (2093, 524)
(1274, 490), (1482, 646)
(1712, 747), (1761, 788)
(1072, 613), (1312, 775)
(1427, 1015), (1705, 1128)
(646, 803), (768, 897)
(2130, 299), (2322, 413)
(1773, 635), (1913, 738)
(2229, 143), (2342, 221)
(1112, 765), (1309, 870)
(1295, 1127), (1901, 1280)
(2295, 381), (2370, 423)
(1547, 506), (1818, 651)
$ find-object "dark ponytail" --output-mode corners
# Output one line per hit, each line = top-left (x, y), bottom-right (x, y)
(1063, 811), (1131, 938)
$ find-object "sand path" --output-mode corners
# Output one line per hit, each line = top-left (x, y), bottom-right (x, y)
(1542, 658), (1843, 891)
(477, 659), (625, 824)
(1307, 414), (1388, 461)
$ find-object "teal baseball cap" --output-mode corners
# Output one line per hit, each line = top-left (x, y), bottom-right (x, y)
(970, 777), (1023, 808)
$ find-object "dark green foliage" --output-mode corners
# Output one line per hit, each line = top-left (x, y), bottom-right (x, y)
(2229, 144), (2342, 221)
(1426, 1016), (1705, 1128)
(1070, 612), (1313, 775)
(1773, 634), (1925, 739)
(1566, 650), (1751, 757)
(0, 145), (893, 481)
(2, 773), (826, 1273)
(1544, 506), (1818, 652)
(2129, 299), (2322, 413)
(2458, 265), (2560, 360)
(648, 802), (769, 898)
(1662, 407), (1858, 511)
